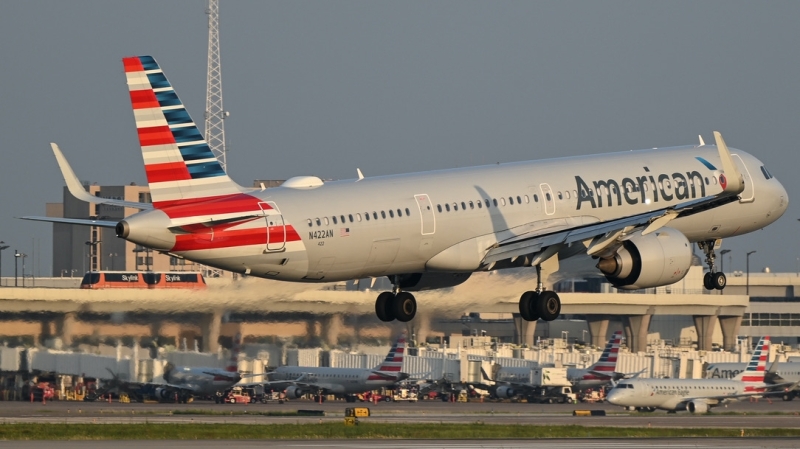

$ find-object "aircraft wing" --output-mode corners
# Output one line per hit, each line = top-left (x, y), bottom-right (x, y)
(482, 132), (744, 266)
(19, 216), (119, 228)
(681, 383), (800, 405)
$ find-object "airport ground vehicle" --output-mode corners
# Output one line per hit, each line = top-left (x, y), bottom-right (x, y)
(392, 387), (419, 402)
(523, 386), (577, 404)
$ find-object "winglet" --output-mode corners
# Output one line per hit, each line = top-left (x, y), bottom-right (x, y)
(50, 143), (152, 210)
(357, 168), (364, 180)
(713, 131), (745, 195)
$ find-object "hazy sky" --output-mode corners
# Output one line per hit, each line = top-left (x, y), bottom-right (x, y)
(1, 1), (798, 277)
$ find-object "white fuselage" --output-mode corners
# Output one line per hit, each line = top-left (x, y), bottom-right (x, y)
(164, 366), (240, 396)
(270, 366), (400, 395)
(606, 378), (757, 411)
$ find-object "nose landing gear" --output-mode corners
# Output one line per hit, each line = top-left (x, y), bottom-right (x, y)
(698, 241), (726, 290)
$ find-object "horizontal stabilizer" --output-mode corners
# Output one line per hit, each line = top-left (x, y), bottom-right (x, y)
(51, 143), (152, 210)
(20, 216), (118, 228)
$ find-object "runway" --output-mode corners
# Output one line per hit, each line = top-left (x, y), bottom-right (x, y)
(0, 398), (798, 428)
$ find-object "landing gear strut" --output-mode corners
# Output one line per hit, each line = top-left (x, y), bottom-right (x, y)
(375, 279), (417, 322)
(518, 264), (561, 322)
(698, 241), (726, 291)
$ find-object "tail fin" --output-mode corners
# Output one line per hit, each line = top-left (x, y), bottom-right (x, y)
(587, 331), (623, 375)
(735, 336), (769, 383)
(374, 333), (406, 373)
(122, 56), (244, 209)
(225, 333), (242, 373)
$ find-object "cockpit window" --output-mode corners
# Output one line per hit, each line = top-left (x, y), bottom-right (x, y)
(760, 166), (773, 180)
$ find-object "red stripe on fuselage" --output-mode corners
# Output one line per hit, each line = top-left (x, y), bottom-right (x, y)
(145, 162), (191, 183)
(172, 226), (301, 252)
(123, 57), (144, 72)
(138, 126), (176, 147)
(159, 194), (267, 218)
(376, 366), (402, 372)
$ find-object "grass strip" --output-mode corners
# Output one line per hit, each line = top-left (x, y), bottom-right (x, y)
(171, 409), (303, 416)
(1, 423), (800, 440)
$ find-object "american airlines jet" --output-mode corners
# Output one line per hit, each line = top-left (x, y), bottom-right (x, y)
(24, 56), (788, 324)
(265, 333), (409, 401)
(606, 337), (788, 413)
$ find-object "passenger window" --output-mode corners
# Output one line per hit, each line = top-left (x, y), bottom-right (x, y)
(389, 210), (394, 218)
(712, 177), (717, 185)
(516, 196), (521, 204)
(477, 200), (482, 209)
(437, 204), (442, 213)
(341, 215), (346, 223)
(565, 191), (570, 199)
(365, 213), (370, 221)
(524, 195), (529, 204)
(453, 203), (458, 211)
(381, 211), (386, 219)
(445, 204), (450, 212)
(324, 217), (329, 225)
(557, 192), (563, 200)
(545, 193), (551, 201)
(500, 198), (506, 206)
(461, 202), (466, 210)
(349, 214), (354, 222)
(493, 199), (498, 207)
(397, 209), (402, 217)
(405, 208), (410, 216)
(332, 216), (337, 224)
(533, 194), (538, 202)
(469, 201), (474, 209)
(315, 218), (321, 226)
(485, 199), (490, 208)
(356, 213), (362, 222)
(307, 219), (312, 227)
(509, 197), (514, 205)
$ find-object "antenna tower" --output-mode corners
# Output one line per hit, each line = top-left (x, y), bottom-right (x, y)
(205, 0), (228, 171)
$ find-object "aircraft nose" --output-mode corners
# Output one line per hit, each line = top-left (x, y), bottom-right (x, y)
(773, 178), (789, 217)
(606, 390), (621, 405)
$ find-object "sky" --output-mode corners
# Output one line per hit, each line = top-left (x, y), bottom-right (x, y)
(1, 1), (799, 278)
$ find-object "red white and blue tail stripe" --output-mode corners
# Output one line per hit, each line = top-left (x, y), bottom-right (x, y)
(123, 56), (244, 208)
(584, 331), (623, 379)
(369, 333), (406, 380)
(737, 336), (769, 385)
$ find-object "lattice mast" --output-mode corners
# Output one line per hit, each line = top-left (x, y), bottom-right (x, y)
(205, 0), (228, 171)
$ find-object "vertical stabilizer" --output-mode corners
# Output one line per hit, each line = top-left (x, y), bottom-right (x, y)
(735, 336), (769, 384)
(122, 56), (244, 209)
(586, 331), (623, 376)
(226, 333), (242, 373)
(374, 333), (406, 373)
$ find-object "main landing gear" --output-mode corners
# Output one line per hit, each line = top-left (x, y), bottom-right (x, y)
(375, 280), (417, 322)
(518, 264), (561, 322)
(698, 240), (726, 291)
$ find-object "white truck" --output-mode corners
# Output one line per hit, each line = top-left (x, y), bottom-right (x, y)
(489, 366), (577, 404)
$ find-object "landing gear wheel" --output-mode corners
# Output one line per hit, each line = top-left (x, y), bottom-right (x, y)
(703, 272), (714, 290)
(518, 291), (540, 322)
(712, 272), (726, 290)
(393, 292), (417, 322)
(375, 292), (396, 322)
(536, 291), (561, 321)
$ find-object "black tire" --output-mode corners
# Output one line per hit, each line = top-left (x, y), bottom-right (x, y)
(536, 291), (561, 321)
(703, 272), (714, 290)
(384, 396), (392, 402)
(375, 292), (396, 322)
(712, 272), (727, 290)
(393, 292), (417, 322)
(783, 393), (793, 401)
(519, 291), (539, 321)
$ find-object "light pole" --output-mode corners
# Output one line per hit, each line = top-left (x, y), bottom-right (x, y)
(108, 252), (118, 271)
(746, 251), (757, 295)
(720, 249), (731, 273)
(14, 251), (26, 287)
(0, 242), (8, 287)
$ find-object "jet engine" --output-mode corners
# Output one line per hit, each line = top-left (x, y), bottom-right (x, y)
(154, 387), (172, 400)
(285, 385), (305, 399)
(597, 227), (692, 290)
(395, 273), (472, 292)
(495, 386), (516, 399)
(687, 400), (709, 414)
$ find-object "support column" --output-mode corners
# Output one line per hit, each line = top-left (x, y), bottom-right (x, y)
(415, 312), (432, 345)
(718, 315), (742, 352)
(622, 314), (651, 353)
(513, 314), (537, 347)
(55, 312), (76, 348)
(586, 316), (610, 348)
(692, 315), (716, 352)
(321, 313), (343, 347)
(201, 310), (222, 353)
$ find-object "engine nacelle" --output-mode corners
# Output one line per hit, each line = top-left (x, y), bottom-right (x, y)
(495, 385), (516, 399)
(597, 227), (692, 290)
(154, 387), (172, 400)
(395, 273), (472, 292)
(687, 400), (709, 414)
(285, 385), (305, 399)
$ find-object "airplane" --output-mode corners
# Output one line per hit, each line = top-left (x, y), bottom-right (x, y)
(606, 336), (791, 413)
(263, 333), (409, 402)
(23, 55), (789, 324)
(705, 360), (800, 401)
(480, 330), (626, 399)
(100, 333), (260, 403)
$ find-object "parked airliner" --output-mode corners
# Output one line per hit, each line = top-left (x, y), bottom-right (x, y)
(24, 56), (788, 324)
(264, 333), (408, 401)
(606, 336), (789, 413)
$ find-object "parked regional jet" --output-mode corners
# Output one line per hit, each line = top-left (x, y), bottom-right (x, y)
(606, 336), (788, 413)
(705, 361), (800, 401)
(24, 56), (788, 324)
(483, 330), (626, 398)
(264, 333), (409, 401)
